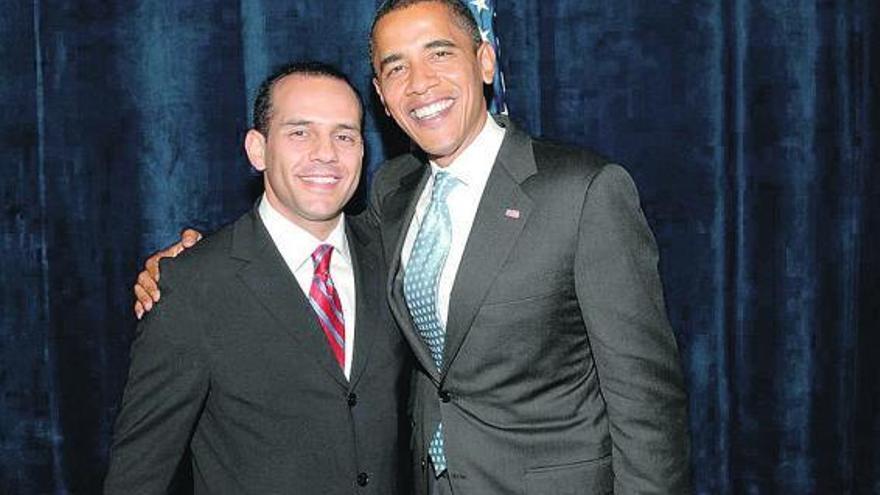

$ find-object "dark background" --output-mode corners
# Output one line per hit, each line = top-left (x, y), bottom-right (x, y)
(2, 0), (878, 493)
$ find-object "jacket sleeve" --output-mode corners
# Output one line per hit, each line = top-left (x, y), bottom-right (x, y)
(574, 164), (692, 494)
(104, 261), (210, 494)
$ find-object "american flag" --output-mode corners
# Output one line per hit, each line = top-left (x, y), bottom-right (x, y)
(466, 0), (507, 114)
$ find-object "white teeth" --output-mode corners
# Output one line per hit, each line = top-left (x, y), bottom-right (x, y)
(411, 99), (453, 120)
(302, 176), (339, 184)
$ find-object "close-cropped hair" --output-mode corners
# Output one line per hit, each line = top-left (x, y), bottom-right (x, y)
(252, 61), (363, 136)
(370, 0), (483, 60)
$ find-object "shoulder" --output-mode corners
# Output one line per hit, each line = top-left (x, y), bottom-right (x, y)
(504, 133), (612, 205)
(525, 135), (640, 194)
(530, 137), (611, 182)
(345, 213), (386, 267)
(346, 213), (379, 242)
(375, 152), (423, 179)
(371, 152), (423, 198)
(495, 115), (610, 183)
(157, 213), (246, 288)
(505, 133), (646, 223)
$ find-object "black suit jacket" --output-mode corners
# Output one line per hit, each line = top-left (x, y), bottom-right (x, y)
(105, 207), (411, 494)
(369, 116), (692, 494)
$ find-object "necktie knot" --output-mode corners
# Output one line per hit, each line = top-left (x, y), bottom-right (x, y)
(431, 171), (460, 205)
(311, 244), (334, 278)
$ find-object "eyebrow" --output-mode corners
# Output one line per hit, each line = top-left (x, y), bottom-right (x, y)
(425, 39), (457, 51)
(279, 120), (361, 132)
(378, 53), (403, 72)
(335, 123), (362, 132)
(377, 38), (458, 71)
(280, 120), (312, 127)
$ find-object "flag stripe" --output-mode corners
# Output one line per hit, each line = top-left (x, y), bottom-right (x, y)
(467, 0), (507, 114)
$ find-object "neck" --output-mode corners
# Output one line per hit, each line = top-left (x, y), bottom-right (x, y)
(430, 110), (489, 167)
(263, 192), (340, 241)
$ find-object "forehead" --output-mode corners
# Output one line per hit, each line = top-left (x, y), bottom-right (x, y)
(270, 75), (362, 123)
(372, 2), (468, 56)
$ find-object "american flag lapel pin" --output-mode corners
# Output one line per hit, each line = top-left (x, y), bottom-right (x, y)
(504, 208), (521, 219)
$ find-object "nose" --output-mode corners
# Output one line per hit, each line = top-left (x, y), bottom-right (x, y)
(406, 61), (438, 95)
(309, 133), (338, 163)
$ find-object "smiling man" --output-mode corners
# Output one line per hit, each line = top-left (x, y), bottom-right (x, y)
(366, 1), (693, 494)
(370, 2), (495, 168)
(105, 62), (409, 494)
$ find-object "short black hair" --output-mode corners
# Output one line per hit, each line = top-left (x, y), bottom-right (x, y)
(370, 0), (483, 63)
(252, 61), (362, 136)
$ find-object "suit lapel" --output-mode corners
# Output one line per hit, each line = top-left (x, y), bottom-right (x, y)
(381, 159), (440, 380)
(346, 221), (380, 389)
(441, 119), (537, 379)
(232, 208), (348, 389)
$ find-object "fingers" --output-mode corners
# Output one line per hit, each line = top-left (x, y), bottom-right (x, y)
(145, 248), (170, 282)
(134, 229), (204, 319)
(143, 229), (203, 280)
(180, 229), (203, 248)
(137, 270), (160, 304)
(134, 281), (155, 311)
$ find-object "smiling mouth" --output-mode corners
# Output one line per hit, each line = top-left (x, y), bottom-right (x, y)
(300, 175), (341, 185)
(410, 99), (454, 121)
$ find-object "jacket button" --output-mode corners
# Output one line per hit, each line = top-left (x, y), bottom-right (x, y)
(347, 393), (358, 407)
(438, 390), (452, 403)
(357, 472), (369, 486)
(420, 457), (427, 470)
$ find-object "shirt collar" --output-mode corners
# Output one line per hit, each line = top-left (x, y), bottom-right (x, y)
(258, 194), (350, 271)
(429, 113), (506, 189)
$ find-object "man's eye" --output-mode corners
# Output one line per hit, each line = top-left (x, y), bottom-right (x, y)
(290, 129), (308, 138)
(386, 65), (405, 77)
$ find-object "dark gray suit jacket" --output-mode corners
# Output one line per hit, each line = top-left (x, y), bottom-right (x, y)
(369, 117), (691, 494)
(104, 207), (411, 494)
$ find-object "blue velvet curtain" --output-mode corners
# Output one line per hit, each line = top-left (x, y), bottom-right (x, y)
(2, 1), (877, 493)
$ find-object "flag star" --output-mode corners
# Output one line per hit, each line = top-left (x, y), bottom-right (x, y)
(480, 28), (490, 42)
(471, 0), (489, 13)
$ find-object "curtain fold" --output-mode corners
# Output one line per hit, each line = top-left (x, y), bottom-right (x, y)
(1, 3), (63, 493)
(1, 1), (877, 493)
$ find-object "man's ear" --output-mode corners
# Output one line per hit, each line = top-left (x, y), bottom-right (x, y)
(477, 41), (497, 85)
(244, 129), (267, 171)
(372, 77), (391, 117)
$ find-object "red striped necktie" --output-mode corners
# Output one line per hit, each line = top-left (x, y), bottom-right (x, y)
(309, 244), (345, 370)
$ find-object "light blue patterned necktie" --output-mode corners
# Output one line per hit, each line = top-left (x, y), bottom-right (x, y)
(403, 171), (459, 476)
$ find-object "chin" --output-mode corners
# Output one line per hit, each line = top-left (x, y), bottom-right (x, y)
(317, 206), (347, 219)
(301, 203), (343, 220)
(424, 143), (461, 160)
(404, 127), (451, 149)
(408, 133), (450, 152)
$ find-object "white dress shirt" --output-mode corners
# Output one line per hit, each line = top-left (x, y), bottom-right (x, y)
(401, 114), (506, 326)
(259, 195), (356, 379)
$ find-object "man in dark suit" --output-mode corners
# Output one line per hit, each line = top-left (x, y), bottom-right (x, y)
(106, 62), (409, 494)
(134, 1), (692, 493)
(367, 1), (691, 493)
